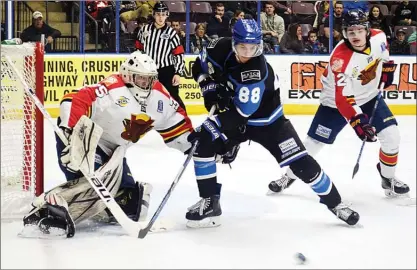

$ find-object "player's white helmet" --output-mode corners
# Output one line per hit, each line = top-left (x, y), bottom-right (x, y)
(120, 51), (158, 104)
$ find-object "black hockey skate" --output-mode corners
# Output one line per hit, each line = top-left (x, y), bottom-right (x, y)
(377, 164), (410, 197)
(328, 203), (360, 226)
(186, 196), (222, 228)
(268, 174), (296, 193)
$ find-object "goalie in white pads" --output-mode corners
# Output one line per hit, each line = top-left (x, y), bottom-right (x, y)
(22, 52), (194, 237)
(269, 10), (410, 198)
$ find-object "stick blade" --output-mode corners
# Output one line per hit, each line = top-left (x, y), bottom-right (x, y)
(352, 163), (359, 179)
(138, 228), (150, 239)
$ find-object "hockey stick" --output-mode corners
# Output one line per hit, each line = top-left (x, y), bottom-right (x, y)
(4, 55), (148, 237)
(138, 105), (216, 238)
(352, 84), (384, 179)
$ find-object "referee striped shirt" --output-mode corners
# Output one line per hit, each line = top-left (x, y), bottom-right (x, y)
(136, 23), (185, 75)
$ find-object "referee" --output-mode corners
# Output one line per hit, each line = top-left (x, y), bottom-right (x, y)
(135, 2), (186, 110)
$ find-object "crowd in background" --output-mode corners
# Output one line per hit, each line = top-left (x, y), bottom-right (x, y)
(1, 0), (416, 55)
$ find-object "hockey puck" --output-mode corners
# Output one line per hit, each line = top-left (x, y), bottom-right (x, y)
(295, 252), (307, 264)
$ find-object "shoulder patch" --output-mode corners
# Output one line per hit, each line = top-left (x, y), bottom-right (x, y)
(241, 70), (261, 82)
(331, 58), (344, 73)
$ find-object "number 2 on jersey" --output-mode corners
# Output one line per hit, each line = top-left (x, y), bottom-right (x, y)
(238, 87), (260, 104)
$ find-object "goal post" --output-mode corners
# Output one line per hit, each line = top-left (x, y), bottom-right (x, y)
(1, 42), (44, 219)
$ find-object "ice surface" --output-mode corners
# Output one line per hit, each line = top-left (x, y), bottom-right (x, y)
(1, 115), (416, 269)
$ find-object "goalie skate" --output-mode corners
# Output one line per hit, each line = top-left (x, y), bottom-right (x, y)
(186, 196), (222, 228)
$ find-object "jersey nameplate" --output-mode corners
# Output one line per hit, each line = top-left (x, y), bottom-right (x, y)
(241, 70), (261, 82)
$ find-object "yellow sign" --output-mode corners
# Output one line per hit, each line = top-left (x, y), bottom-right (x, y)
(43, 55), (205, 117)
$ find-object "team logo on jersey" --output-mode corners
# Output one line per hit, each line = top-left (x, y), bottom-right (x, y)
(315, 124), (331, 139)
(116, 96), (130, 107)
(359, 58), (381, 85)
(157, 100), (163, 113)
(331, 58), (344, 72)
(241, 70), (261, 82)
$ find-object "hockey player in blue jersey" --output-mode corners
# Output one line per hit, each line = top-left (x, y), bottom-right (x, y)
(185, 19), (360, 228)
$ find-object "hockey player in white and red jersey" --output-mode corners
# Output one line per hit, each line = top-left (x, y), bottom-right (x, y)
(22, 51), (194, 238)
(269, 9), (410, 197)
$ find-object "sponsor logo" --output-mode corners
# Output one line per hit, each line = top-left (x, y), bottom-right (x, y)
(115, 96), (129, 107)
(315, 124), (332, 139)
(203, 121), (219, 139)
(278, 138), (298, 153)
(241, 70), (261, 82)
(157, 100), (163, 113)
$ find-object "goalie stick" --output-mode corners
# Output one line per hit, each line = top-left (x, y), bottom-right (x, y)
(5, 53), (214, 238)
(138, 105), (216, 238)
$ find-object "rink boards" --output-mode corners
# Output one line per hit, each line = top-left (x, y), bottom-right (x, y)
(42, 54), (416, 117)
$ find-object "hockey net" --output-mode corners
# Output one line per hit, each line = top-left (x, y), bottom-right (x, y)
(1, 42), (44, 220)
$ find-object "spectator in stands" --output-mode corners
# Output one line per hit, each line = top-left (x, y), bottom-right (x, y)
(408, 31), (416, 46)
(261, 2), (285, 52)
(171, 20), (186, 48)
(313, 1), (329, 30)
(190, 23), (212, 54)
(394, 1), (417, 26)
(280, 23), (305, 54)
(223, 1), (257, 20)
(20, 11), (61, 52)
(368, 5), (391, 39)
(390, 28), (411, 55)
(342, 0), (369, 15)
(304, 30), (327, 54)
(273, 1), (292, 28)
(333, 23), (343, 46)
(120, 1), (155, 24)
(324, 1), (344, 39)
(206, 3), (231, 38)
(230, 10), (245, 32)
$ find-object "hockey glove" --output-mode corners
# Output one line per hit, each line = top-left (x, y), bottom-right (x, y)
(350, 114), (377, 142)
(188, 117), (233, 155)
(215, 144), (240, 164)
(121, 114), (154, 143)
(200, 78), (232, 112)
(379, 60), (396, 88)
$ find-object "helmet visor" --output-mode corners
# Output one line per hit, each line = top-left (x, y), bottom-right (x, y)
(233, 41), (263, 58)
(133, 74), (158, 93)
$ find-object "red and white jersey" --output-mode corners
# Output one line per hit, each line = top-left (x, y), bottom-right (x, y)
(320, 29), (390, 120)
(59, 74), (193, 155)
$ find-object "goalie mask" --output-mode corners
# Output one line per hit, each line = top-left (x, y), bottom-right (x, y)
(120, 52), (158, 104)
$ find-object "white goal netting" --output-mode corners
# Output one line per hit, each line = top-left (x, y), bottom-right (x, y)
(1, 42), (44, 219)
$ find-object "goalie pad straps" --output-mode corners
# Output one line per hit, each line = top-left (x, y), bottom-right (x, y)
(69, 115), (103, 174)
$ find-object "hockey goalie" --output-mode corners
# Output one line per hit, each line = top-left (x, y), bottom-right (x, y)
(21, 51), (194, 238)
